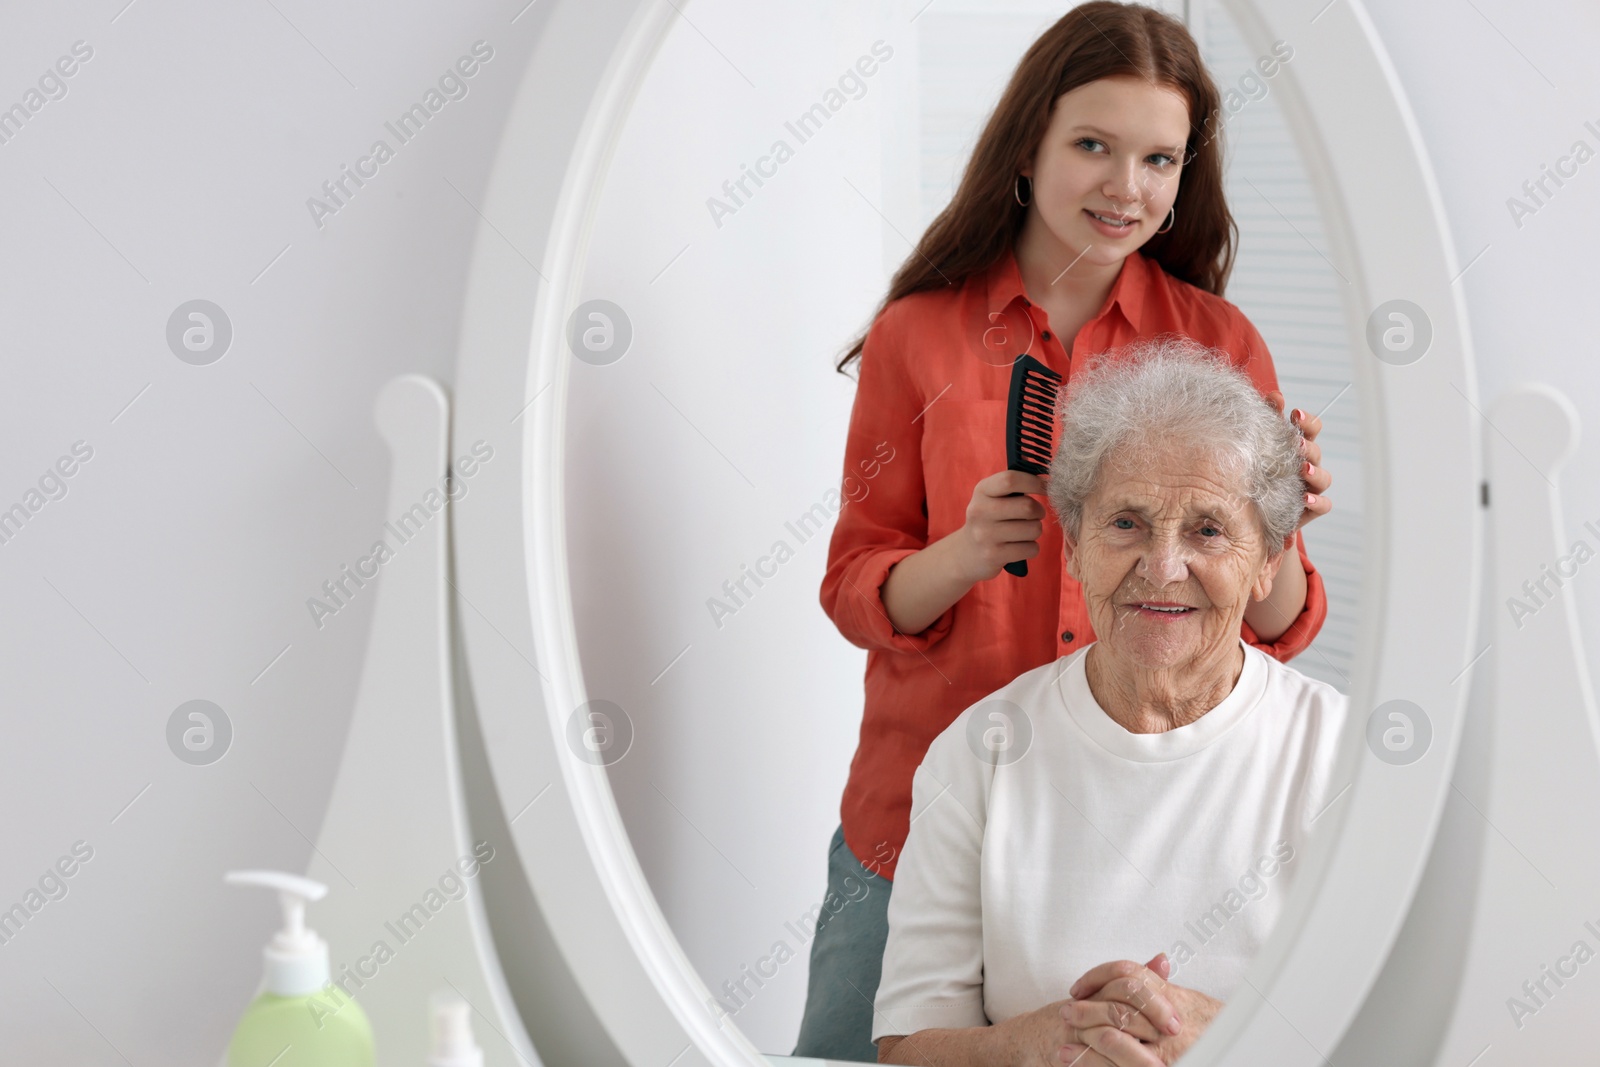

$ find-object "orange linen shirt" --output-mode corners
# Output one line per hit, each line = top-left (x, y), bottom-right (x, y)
(821, 247), (1328, 882)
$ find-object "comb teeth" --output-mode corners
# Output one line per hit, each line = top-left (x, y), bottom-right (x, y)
(1006, 355), (1064, 476)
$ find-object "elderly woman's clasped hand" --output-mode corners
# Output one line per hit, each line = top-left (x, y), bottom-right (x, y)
(993, 953), (1220, 1066)
(1059, 954), (1222, 1065)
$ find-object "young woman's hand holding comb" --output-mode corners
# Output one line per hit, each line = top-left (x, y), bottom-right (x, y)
(956, 470), (1050, 581)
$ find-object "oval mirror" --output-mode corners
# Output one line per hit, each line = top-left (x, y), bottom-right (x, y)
(451, 1), (1480, 1063)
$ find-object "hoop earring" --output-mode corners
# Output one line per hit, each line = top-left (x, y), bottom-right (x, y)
(1014, 174), (1032, 207)
(1155, 206), (1176, 234)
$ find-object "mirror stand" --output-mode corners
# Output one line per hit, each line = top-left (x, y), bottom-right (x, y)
(304, 376), (535, 1067)
(307, 374), (1597, 1065)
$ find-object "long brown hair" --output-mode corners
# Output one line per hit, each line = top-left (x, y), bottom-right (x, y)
(837, 1), (1236, 375)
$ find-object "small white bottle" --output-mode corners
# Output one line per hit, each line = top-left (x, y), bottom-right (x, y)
(428, 990), (484, 1067)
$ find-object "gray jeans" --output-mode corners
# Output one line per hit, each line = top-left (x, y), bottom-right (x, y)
(791, 824), (893, 1063)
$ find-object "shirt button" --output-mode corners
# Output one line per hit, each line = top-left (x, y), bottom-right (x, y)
(1061, 630), (1074, 643)
(1042, 331), (1052, 341)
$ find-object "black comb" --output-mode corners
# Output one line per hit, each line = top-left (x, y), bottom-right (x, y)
(1003, 353), (1063, 577)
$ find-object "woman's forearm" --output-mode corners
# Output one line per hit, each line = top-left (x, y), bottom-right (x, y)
(880, 530), (981, 636)
(1242, 540), (1308, 642)
(877, 1025), (1009, 1066)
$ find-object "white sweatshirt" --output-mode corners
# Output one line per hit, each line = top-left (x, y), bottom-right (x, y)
(872, 638), (1349, 1042)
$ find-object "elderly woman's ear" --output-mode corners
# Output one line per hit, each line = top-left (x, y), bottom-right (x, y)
(1249, 543), (1289, 604)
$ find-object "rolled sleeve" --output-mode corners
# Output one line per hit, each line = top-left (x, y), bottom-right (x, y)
(829, 546), (957, 654)
(1242, 530), (1328, 662)
(821, 302), (957, 653)
(871, 725), (990, 1043)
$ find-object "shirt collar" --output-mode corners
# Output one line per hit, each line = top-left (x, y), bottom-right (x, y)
(985, 245), (1150, 334)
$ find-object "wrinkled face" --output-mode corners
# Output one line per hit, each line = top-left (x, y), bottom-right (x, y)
(1064, 442), (1284, 673)
(1022, 74), (1191, 272)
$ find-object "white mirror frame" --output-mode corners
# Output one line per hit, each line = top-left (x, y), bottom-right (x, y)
(450, 1), (1481, 1063)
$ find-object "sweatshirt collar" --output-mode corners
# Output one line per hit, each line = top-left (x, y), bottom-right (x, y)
(1054, 639), (1268, 762)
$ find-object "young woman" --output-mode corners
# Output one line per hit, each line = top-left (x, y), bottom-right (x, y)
(792, 3), (1333, 1062)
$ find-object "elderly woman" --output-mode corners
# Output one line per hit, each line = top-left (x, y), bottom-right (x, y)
(873, 339), (1348, 1066)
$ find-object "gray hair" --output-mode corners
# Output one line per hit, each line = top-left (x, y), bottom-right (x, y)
(1045, 336), (1305, 557)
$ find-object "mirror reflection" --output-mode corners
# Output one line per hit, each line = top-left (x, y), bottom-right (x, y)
(569, 0), (1363, 1059)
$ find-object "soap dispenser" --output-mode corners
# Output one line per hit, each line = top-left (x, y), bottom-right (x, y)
(224, 870), (374, 1067)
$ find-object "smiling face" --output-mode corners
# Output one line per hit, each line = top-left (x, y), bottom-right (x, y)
(1064, 440), (1285, 674)
(1021, 75), (1191, 271)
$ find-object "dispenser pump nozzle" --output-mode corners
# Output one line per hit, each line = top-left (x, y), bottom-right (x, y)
(225, 870), (332, 997)
(428, 991), (484, 1067)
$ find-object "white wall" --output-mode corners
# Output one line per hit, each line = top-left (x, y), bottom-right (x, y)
(0, 1), (540, 1062)
(2, 0), (1597, 1063)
